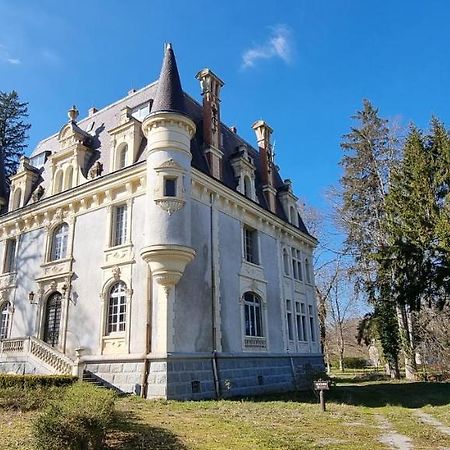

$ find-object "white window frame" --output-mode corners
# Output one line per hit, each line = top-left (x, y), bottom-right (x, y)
(243, 225), (259, 265)
(291, 247), (303, 281)
(3, 238), (17, 273)
(243, 292), (264, 338)
(0, 301), (11, 340)
(106, 281), (127, 335)
(111, 204), (128, 247)
(50, 223), (69, 261)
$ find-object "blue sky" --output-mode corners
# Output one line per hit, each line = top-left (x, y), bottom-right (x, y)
(1, 0), (449, 210)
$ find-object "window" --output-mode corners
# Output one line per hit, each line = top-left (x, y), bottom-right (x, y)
(118, 144), (128, 169)
(51, 223), (69, 261)
(106, 282), (127, 334)
(244, 292), (263, 337)
(283, 248), (290, 275)
(43, 293), (62, 347)
(290, 206), (297, 225)
(308, 305), (316, 341)
(305, 258), (312, 284)
(112, 205), (127, 247)
(54, 171), (63, 194)
(0, 302), (11, 339)
(3, 239), (17, 273)
(243, 226), (258, 264)
(296, 302), (307, 341)
(164, 177), (177, 197)
(244, 176), (252, 198)
(291, 248), (303, 281)
(64, 166), (73, 190)
(12, 189), (22, 209)
(286, 299), (294, 341)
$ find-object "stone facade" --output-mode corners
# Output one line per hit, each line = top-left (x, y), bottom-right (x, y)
(0, 45), (323, 399)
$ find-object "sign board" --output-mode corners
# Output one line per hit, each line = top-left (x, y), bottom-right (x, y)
(314, 380), (330, 391)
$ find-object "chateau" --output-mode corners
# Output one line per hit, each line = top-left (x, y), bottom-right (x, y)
(0, 45), (322, 399)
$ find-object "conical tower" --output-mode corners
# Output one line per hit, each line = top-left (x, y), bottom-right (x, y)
(141, 44), (196, 355)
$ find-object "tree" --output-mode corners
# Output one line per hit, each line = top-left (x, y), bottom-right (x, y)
(338, 99), (402, 377)
(380, 120), (450, 377)
(0, 91), (31, 179)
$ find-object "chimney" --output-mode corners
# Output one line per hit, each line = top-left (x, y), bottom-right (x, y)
(196, 68), (224, 180)
(252, 120), (277, 213)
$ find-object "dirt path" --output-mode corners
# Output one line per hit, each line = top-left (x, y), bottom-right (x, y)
(375, 414), (413, 450)
(414, 410), (450, 437)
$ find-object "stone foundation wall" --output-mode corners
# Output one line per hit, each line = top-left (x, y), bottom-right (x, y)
(146, 353), (324, 400)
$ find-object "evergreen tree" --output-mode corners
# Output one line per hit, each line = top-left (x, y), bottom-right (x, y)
(0, 91), (31, 178)
(339, 99), (401, 377)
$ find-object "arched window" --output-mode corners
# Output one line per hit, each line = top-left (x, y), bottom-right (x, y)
(13, 189), (22, 209)
(51, 223), (69, 261)
(54, 170), (63, 194)
(43, 293), (62, 347)
(0, 302), (11, 339)
(117, 144), (128, 169)
(106, 282), (127, 334)
(64, 166), (73, 190)
(290, 206), (297, 225)
(243, 292), (263, 337)
(244, 176), (252, 198)
(283, 248), (290, 276)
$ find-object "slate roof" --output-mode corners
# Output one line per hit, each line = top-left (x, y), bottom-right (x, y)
(151, 44), (187, 116)
(29, 48), (309, 236)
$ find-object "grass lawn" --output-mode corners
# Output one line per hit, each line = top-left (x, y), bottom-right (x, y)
(1, 380), (449, 449)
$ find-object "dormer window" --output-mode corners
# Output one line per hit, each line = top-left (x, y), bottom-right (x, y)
(230, 146), (257, 201)
(117, 144), (128, 169)
(12, 188), (22, 209)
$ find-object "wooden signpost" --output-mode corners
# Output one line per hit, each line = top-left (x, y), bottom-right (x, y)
(313, 379), (330, 412)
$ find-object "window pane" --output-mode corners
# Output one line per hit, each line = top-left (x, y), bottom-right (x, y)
(0, 302), (10, 339)
(51, 224), (68, 261)
(106, 282), (127, 334)
(4, 239), (16, 273)
(113, 205), (127, 246)
(164, 178), (177, 197)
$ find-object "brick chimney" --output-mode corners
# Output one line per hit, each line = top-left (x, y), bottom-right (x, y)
(252, 120), (277, 213)
(196, 68), (224, 180)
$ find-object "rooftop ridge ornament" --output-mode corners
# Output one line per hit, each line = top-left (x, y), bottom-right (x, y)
(68, 105), (79, 123)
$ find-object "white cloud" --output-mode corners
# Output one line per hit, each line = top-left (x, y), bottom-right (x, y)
(242, 25), (293, 69)
(0, 44), (21, 65)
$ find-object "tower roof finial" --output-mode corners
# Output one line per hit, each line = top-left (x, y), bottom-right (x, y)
(151, 44), (187, 116)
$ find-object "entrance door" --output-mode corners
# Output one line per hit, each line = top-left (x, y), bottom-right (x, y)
(43, 292), (62, 347)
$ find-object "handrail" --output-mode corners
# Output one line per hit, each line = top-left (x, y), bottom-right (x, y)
(29, 337), (73, 375)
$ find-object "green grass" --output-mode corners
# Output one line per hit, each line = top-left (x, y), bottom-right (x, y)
(1, 380), (449, 449)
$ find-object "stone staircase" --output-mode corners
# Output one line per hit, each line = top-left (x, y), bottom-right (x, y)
(0, 336), (75, 375)
(82, 370), (123, 392)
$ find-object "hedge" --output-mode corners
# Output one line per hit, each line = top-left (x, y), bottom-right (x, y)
(0, 374), (77, 389)
(33, 382), (116, 450)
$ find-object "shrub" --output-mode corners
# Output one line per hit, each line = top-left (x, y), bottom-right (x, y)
(0, 385), (64, 411)
(0, 374), (77, 389)
(33, 382), (116, 450)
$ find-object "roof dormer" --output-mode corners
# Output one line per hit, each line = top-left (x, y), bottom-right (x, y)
(230, 145), (257, 202)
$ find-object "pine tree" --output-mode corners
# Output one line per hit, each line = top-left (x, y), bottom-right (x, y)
(0, 91), (31, 178)
(339, 99), (401, 377)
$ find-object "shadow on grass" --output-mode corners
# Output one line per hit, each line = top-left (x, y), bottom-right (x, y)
(107, 410), (187, 450)
(226, 382), (450, 409)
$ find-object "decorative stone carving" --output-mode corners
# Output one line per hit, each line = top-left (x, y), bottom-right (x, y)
(89, 161), (103, 179)
(112, 266), (121, 281)
(154, 198), (185, 215)
(32, 185), (45, 203)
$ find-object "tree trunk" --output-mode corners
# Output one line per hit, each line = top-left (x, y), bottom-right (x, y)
(397, 305), (417, 379)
